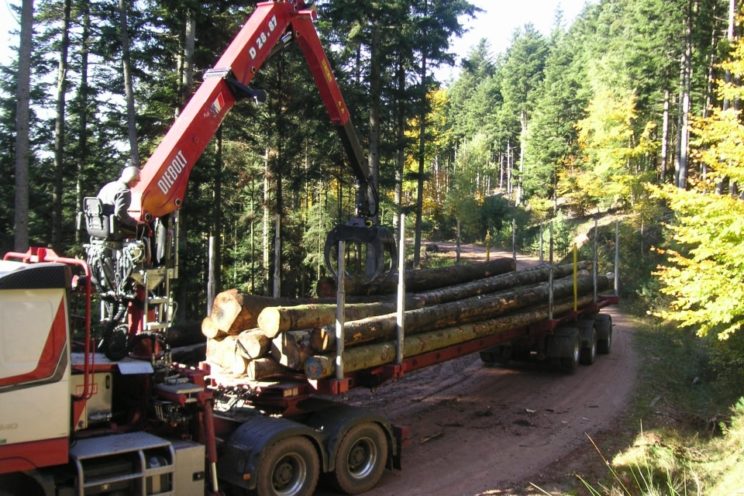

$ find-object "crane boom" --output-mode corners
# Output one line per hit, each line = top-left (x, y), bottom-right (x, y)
(132, 1), (372, 222)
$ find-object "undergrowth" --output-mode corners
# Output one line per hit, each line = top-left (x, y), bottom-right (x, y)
(577, 314), (744, 495)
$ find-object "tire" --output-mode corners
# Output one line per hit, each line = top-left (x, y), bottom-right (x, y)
(331, 422), (388, 495)
(255, 436), (319, 496)
(554, 327), (580, 373)
(480, 346), (510, 366)
(579, 323), (597, 365)
(0, 474), (44, 496)
(595, 314), (613, 354)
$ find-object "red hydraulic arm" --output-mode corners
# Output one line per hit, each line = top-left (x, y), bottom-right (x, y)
(131, 0), (370, 222)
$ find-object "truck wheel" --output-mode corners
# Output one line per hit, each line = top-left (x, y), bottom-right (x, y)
(332, 422), (388, 495)
(579, 325), (597, 365)
(256, 436), (319, 496)
(480, 346), (510, 366)
(553, 327), (580, 373)
(595, 314), (613, 354)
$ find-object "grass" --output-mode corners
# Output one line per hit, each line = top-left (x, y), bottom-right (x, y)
(574, 308), (744, 495)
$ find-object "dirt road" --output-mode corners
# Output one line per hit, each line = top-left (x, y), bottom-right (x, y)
(338, 246), (638, 495)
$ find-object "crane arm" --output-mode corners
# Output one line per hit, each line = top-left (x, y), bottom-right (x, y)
(131, 1), (372, 221)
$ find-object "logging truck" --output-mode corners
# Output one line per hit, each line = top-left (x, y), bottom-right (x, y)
(0, 247), (617, 496)
(0, 1), (619, 494)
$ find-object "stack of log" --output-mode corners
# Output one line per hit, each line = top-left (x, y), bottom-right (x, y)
(201, 257), (609, 382)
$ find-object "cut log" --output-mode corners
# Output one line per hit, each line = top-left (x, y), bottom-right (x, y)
(346, 257), (516, 295)
(257, 302), (397, 338)
(246, 358), (289, 381)
(236, 329), (270, 359)
(411, 261), (591, 306)
(269, 331), (312, 371)
(320, 273), (608, 350)
(209, 290), (387, 335)
(205, 335), (238, 371)
(170, 342), (206, 364)
(165, 321), (204, 347)
(310, 327), (334, 353)
(304, 296), (596, 379)
(201, 316), (222, 339)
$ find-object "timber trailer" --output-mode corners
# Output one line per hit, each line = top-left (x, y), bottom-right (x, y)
(0, 246), (617, 496)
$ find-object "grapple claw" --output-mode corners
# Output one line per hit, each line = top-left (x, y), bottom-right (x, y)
(324, 221), (397, 284)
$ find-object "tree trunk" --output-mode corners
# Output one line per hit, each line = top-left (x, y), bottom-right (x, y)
(208, 290), (376, 337)
(413, 7), (428, 268)
(676, 0), (693, 189)
(237, 329), (270, 359)
(201, 316), (221, 339)
(212, 128), (223, 295)
(368, 22), (381, 191)
(319, 273), (606, 350)
(516, 110), (527, 205)
(411, 262), (588, 306)
(165, 321), (203, 346)
(393, 54), (405, 232)
(51, 0), (71, 249)
(263, 148), (271, 293)
(304, 296), (596, 379)
(269, 331), (311, 370)
(718, 0), (737, 194)
(75, 0), (91, 245)
(182, 8), (195, 99)
(347, 257), (515, 295)
(257, 302), (397, 338)
(247, 358), (288, 381)
(14, 0), (34, 252)
(660, 90), (670, 182)
(119, 0), (139, 166)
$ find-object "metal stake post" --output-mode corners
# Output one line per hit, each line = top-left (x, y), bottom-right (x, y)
(335, 241), (346, 380)
(539, 223), (544, 263)
(593, 216), (598, 305)
(511, 218), (517, 265)
(396, 214), (406, 364)
(614, 221), (620, 296)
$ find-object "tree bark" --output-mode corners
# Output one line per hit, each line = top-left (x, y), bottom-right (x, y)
(257, 302), (397, 338)
(411, 262), (589, 306)
(14, 0), (34, 252)
(208, 290), (380, 337)
(319, 273), (606, 350)
(347, 257), (515, 295)
(413, 0), (428, 268)
(660, 90), (670, 182)
(182, 8), (195, 99)
(119, 0), (139, 166)
(51, 0), (71, 249)
(304, 296), (595, 379)
(393, 54), (405, 232)
(165, 321), (204, 346)
(263, 148), (271, 293)
(675, 0), (693, 189)
(247, 358), (288, 381)
(75, 0), (91, 245)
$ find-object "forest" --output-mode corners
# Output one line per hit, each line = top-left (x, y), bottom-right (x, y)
(1, 0), (743, 362)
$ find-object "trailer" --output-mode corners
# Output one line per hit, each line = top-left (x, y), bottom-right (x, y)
(0, 246), (616, 496)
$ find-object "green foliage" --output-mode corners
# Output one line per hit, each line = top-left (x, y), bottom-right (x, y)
(653, 186), (744, 339)
(575, 316), (744, 495)
(652, 30), (744, 341)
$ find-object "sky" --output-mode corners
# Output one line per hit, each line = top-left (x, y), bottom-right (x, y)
(0, 0), (596, 81)
(437, 0), (597, 83)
